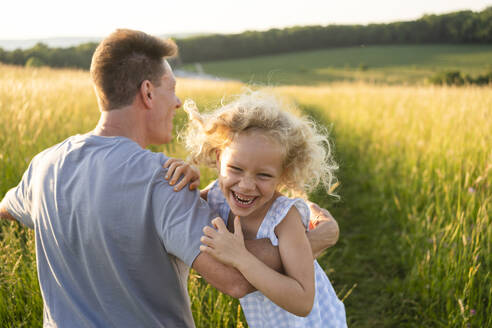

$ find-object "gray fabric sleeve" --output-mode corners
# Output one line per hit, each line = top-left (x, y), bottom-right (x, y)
(206, 180), (230, 225)
(152, 178), (213, 267)
(1, 164), (35, 229)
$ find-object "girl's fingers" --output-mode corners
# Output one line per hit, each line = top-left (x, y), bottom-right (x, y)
(200, 235), (214, 247)
(175, 176), (199, 191)
(189, 179), (200, 190)
(172, 178), (188, 191)
(233, 216), (243, 239)
(165, 159), (200, 191)
(163, 158), (176, 169)
(164, 158), (182, 170)
(211, 217), (227, 232)
(164, 162), (176, 179)
(173, 172), (197, 191)
(170, 166), (185, 185)
(203, 225), (217, 238)
(199, 245), (212, 254)
(165, 161), (182, 180)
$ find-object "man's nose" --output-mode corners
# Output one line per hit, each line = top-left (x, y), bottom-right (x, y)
(175, 96), (182, 109)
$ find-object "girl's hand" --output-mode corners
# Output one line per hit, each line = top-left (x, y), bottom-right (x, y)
(163, 158), (200, 191)
(306, 201), (339, 258)
(200, 216), (248, 268)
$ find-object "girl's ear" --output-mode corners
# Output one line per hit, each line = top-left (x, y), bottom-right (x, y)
(215, 150), (221, 171)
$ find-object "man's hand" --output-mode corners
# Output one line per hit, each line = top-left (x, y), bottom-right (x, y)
(306, 201), (339, 259)
(0, 205), (15, 221)
(163, 158), (200, 191)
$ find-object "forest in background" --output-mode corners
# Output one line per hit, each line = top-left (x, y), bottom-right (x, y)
(0, 7), (491, 69)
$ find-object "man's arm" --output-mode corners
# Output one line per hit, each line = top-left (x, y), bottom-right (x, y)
(192, 238), (281, 298)
(192, 203), (339, 298)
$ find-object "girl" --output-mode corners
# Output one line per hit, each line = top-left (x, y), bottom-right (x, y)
(180, 91), (347, 328)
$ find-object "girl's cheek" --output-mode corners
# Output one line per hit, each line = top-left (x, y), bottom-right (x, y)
(218, 177), (229, 194)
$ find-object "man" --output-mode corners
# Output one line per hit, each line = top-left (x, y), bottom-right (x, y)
(0, 29), (339, 327)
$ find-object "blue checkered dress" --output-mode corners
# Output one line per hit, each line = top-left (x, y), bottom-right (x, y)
(207, 181), (347, 328)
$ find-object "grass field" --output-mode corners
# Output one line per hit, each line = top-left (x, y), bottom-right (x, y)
(181, 44), (492, 86)
(0, 64), (491, 327)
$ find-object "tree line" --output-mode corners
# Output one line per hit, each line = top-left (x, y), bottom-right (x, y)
(1, 7), (491, 69)
(0, 42), (97, 69)
(177, 7), (492, 62)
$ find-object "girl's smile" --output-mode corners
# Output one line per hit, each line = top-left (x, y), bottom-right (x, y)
(217, 131), (284, 221)
(231, 190), (257, 207)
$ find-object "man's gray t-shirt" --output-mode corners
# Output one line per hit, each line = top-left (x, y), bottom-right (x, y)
(2, 134), (211, 327)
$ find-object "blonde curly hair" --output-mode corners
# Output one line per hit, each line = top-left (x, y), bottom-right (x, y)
(181, 90), (338, 197)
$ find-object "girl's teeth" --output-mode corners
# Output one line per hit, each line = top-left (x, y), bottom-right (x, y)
(233, 191), (255, 204)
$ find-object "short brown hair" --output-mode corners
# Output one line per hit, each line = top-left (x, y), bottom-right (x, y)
(90, 29), (177, 111)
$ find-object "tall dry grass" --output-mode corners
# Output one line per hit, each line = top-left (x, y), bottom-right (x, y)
(278, 84), (491, 327)
(1, 64), (490, 327)
(0, 64), (244, 327)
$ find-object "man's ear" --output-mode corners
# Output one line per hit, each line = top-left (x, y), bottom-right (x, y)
(139, 80), (153, 109)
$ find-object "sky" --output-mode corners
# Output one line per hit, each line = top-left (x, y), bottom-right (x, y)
(1, 0), (490, 40)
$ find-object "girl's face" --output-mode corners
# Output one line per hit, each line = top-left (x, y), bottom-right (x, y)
(217, 132), (284, 220)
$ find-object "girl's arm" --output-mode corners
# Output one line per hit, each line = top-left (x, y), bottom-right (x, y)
(201, 208), (315, 317)
(162, 159), (339, 257)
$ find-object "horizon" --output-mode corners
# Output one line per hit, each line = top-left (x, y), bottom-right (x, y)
(1, 0), (490, 47)
(1, 4), (491, 51)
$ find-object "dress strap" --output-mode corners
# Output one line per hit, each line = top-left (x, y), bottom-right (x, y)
(257, 197), (311, 246)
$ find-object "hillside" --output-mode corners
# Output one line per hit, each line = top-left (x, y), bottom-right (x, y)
(181, 44), (492, 85)
(1, 7), (491, 71)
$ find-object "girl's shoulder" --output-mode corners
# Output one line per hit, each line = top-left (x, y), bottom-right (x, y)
(270, 196), (310, 228)
(256, 196), (311, 244)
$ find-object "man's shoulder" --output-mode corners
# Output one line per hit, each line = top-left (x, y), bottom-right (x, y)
(36, 134), (165, 163)
(31, 134), (90, 158)
(29, 135), (77, 165)
(28, 135), (168, 186)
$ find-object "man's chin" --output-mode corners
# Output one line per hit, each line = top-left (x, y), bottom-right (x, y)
(157, 135), (173, 145)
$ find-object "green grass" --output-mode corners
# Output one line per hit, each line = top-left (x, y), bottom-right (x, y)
(1, 65), (491, 327)
(278, 84), (491, 327)
(182, 44), (492, 85)
(0, 65), (245, 327)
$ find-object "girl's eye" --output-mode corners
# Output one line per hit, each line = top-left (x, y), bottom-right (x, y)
(228, 166), (242, 172)
(258, 173), (273, 179)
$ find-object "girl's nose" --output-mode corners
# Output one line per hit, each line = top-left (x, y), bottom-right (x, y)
(238, 176), (255, 191)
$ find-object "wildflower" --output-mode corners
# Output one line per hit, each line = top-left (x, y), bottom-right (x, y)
(470, 309), (476, 316)
(468, 187), (476, 194)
